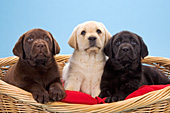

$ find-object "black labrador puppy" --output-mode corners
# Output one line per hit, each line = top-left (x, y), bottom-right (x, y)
(2, 28), (65, 103)
(99, 31), (170, 103)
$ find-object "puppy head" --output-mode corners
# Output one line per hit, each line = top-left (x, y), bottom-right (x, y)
(104, 31), (148, 61)
(68, 21), (111, 54)
(13, 28), (60, 66)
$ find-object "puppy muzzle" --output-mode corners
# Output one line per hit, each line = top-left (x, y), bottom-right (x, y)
(88, 36), (97, 47)
(116, 44), (136, 61)
(84, 36), (101, 54)
(28, 40), (52, 66)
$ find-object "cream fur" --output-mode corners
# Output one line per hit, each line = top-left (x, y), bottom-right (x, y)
(63, 21), (111, 97)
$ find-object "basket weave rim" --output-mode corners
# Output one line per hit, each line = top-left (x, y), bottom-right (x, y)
(1, 79), (170, 112)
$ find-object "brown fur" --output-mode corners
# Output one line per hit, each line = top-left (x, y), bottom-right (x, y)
(2, 28), (65, 103)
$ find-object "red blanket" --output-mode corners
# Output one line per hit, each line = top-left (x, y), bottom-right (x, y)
(125, 84), (170, 100)
(60, 85), (170, 105)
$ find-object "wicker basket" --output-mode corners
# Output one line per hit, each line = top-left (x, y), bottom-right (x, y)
(0, 55), (170, 113)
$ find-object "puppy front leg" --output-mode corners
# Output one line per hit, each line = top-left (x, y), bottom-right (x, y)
(99, 83), (111, 98)
(99, 76), (112, 98)
(49, 81), (66, 101)
(91, 81), (101, 98)
(24, 83), (49, 104)
(64, 76), (82, 91)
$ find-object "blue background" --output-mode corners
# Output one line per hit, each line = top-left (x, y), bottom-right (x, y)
(0, 0), (170, 58)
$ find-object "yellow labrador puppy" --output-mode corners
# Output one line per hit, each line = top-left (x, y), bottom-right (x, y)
(63, 21), (111, 97)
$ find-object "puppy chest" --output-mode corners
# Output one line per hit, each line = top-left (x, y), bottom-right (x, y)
(110, 75), (140, 92)
(83, 64), (104, 77)
(81, 64), (103, 83)
(32, 74), (55, 89)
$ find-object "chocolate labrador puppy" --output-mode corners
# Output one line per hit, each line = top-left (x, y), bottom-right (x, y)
(99, 31), (170, 103)
(2, 28), (65, 103)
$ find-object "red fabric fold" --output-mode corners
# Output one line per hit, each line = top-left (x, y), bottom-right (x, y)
(61, 90), (105, 105)
(125, 84), (170, 100)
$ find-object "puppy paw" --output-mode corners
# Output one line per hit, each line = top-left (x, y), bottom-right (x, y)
(105, 96), (119, 103)
(99, 90), (112, 98)
(49, 87), (66, 101)
(32, 90), (49, 104)
(98, 93), (104, 98)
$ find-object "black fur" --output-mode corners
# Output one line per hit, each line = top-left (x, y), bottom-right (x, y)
(99, 31), (170, 103)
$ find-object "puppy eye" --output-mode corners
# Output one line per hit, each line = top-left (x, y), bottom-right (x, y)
(131, 40), (137, 45)
(44, 36), (50, 41)
(81, 30), (86, 35)
(96, 29), (102, 34)
(27, 37), (34, 42)
(115, 41), (121, 46)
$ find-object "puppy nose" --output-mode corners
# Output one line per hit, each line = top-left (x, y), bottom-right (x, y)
(122, 47), (130, 52)
(88, 36), (97, 41)
(36, 43), (45, 48)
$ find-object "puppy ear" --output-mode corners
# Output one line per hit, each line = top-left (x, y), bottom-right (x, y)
(100, 23), (112, 46)
(105, 31), (112, 46)
(13, 34), (25, 59)
(49, 32), (60, 55)
(136, 35), (148, 59)
(68, 25), (80, 49)
(104, 36), (114, 58)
